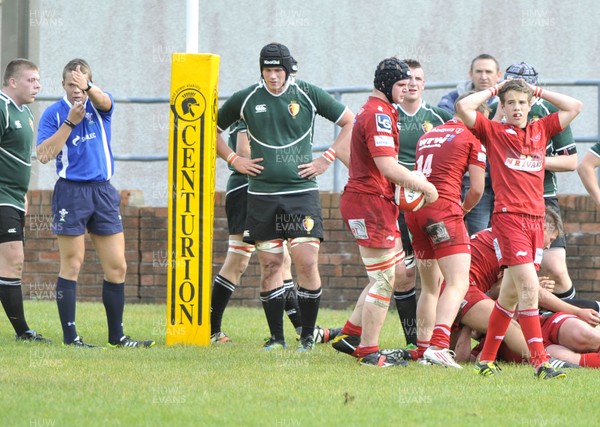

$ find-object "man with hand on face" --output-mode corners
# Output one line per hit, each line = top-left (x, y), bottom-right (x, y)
(37, 59), (155, 349)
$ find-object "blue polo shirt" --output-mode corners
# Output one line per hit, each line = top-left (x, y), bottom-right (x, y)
(37, 94), (114, 181)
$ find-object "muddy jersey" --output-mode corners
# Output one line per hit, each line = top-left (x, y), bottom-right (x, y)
(218, 79), (347, 195)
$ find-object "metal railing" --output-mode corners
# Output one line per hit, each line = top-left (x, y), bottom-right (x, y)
(36, 79), (600, 191)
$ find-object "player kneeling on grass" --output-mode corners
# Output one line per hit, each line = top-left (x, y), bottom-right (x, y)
(333, 58), (437, 367)
(456, 79), (582, 379)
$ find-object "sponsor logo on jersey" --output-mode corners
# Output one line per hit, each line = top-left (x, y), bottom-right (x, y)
(348, 219), (368, 240)
(288, 101), (300, 118)
(71, 132), (97, 147)
(7, 228), (17, 233)
(255, 104), (267, 113)
(516, 250), (528, 257)
(505, 128), (517, 135)
(14, 120), (22, 129)
(302, 216), (314, 233)
(504, 154), (543, 171)
(374, 135), (394, 148)
(375, 114), (392, 133)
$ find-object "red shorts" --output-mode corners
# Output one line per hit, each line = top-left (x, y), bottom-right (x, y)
(454, 283), (490, 328)
(405, 198), (470, 259)
(340, 191), (400, 248)
(539, 312), (576, 347)
(491, 213), (544, 269)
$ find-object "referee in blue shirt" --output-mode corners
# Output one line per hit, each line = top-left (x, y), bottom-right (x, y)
(37, 58), (154, 348)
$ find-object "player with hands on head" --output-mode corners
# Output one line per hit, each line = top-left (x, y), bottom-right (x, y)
(36, 58), (155, 349)
(456, 75), (583, 379)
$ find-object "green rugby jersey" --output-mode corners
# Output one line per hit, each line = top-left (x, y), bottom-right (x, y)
(225, 120), (249, 194)
(397, 102), (452, 168)
(218, 79), (347, 195)
(0, 92), (34, 211)
(530, 99), (576, 197)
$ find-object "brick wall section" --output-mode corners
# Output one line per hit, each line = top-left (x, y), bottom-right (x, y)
(22, 190), (600, 307)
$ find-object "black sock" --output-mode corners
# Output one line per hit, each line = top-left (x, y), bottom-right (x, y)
(394, 289), (417, 346)
(56, 277), (78, 343)
(283, 279), (302, 330)
(211, 275), (236, 335)
(568, 298), (600, 312)
(260, 285), (286, 341)
(297, 286), (321, 339)
(555, 286), (576, 300)
(0, 277), (30, 336)
(103, 280), (125, 344)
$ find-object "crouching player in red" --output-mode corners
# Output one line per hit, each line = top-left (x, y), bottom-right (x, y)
(456, 79), (582, 379)
(450, 209), (600, 367)
(405, 94), (487, 368)
(335, 58), (437, 367)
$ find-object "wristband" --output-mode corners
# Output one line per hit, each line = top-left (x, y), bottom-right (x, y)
(487, 86), (498, 97)
(533, 86), (544, 98)
(64, 119), (76, 129)
(226, 152), (239, 165)
(322, 147), (336, 164)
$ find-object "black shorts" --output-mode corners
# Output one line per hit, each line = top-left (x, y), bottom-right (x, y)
(225, 185), (248, 235)
(397, 211), (414, 263)
(0, 206), (24, 243)
(244, 191), (323, 243)
(545, 196), (566, 249)
(52, 178), (123, 236)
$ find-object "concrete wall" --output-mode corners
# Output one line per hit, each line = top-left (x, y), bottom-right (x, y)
(14, 0), (600, 205)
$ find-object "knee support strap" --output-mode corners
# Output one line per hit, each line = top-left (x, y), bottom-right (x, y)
(227, 240), (255, 257)
(289, 236), (320, 249)
(255, 239), (285, 254)
(363, 252), (396, 308)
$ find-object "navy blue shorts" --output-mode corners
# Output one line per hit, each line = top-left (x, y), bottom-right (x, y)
(52, 179), (123, 236)
(0, 206), (24, 243)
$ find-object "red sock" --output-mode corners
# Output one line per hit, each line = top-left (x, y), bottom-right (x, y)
(416, 339), (429, 359)
(518, 309), (549, 368)
(341, 320), (362, 337)
(430, 324), (451, 349)
(580, 352), (600, 368)
(354, 344), (378, 358)
(479, 301), (514, 363)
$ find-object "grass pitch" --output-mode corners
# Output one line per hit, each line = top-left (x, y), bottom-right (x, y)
(0, 301), (598, 427)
